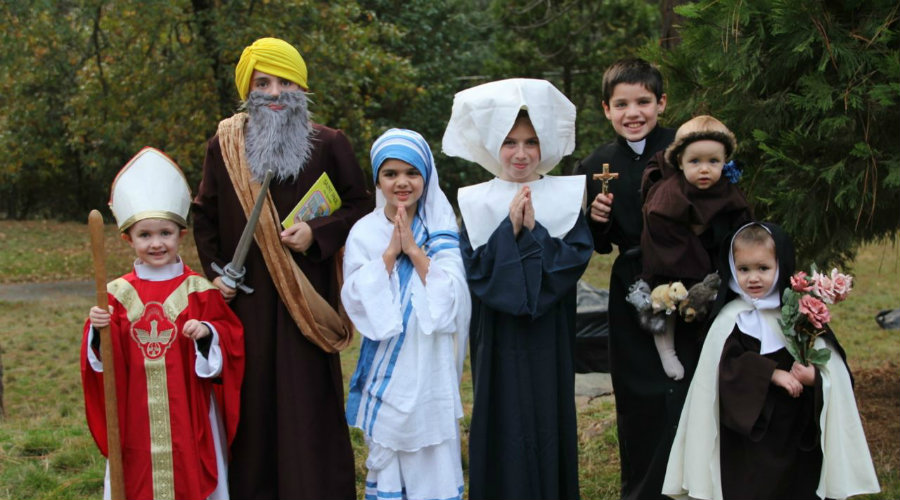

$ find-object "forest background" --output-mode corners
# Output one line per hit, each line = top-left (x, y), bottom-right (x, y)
(2, 0), (898, 264)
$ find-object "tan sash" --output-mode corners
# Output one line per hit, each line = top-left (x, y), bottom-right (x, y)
(216, 114), (352, 353)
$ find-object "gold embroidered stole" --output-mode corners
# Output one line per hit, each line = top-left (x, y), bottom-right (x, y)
(216, 114), (352, 353)
(109, 275), (217, 500)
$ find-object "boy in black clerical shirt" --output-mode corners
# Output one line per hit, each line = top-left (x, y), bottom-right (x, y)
(572, 58), (681, 500)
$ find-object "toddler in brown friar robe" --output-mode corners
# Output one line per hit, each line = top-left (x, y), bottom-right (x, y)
(634, 115), (752, 380)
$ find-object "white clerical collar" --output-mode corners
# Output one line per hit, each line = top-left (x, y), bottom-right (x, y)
(458, 175), (585, 250)
(627, 138), (646, 155)
(134, 258), (184, 281)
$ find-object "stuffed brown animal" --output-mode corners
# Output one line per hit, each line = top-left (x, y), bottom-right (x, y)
(650, 281), (688, 314)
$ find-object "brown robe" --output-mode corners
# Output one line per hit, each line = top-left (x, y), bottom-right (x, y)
(192, 121), (373, 499)
(719, 328), (824, 500)
(640, 150), (751, 287)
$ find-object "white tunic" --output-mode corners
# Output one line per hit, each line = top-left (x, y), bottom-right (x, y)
(342, 208), (470, 453)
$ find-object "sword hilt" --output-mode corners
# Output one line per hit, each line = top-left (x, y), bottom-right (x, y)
(212, 261), (254, 295)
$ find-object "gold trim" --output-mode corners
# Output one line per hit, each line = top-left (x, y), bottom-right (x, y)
(109, 278), (144, 322)
(145, 357), (175, 499)
(109, 275), (215, 322)
(118, 210), (188, 232)
(163, 275), (217, 320)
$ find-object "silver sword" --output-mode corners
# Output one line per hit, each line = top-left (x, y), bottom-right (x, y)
(212, 169), (274, 294)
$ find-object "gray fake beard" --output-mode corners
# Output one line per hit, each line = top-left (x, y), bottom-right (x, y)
(244, 91), (315, 183)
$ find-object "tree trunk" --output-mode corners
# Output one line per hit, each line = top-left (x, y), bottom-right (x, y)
(661, 0), (687, 49)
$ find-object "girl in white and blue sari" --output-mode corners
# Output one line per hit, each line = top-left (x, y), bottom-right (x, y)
(342, 128), (470, 500)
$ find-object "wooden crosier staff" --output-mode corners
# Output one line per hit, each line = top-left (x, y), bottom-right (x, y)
(88, 210), (125, 500)
(593, 163), (619, 195)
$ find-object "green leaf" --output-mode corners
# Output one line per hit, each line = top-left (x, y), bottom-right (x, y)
(808, 348), (832, 368)
(782, 337), (803, 365)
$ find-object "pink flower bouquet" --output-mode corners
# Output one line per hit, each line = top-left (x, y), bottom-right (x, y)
(779, 266), (853, 368)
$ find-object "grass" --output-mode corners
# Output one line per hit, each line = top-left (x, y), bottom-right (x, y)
(0, 220), (897, 499)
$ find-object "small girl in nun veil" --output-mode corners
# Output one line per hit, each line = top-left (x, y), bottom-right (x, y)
(663, 222), (879, 500)
(442, 78), (593, 499)
(342, 128), (470, 500)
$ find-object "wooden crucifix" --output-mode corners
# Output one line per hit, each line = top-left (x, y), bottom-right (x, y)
(593, 163), (619, 195)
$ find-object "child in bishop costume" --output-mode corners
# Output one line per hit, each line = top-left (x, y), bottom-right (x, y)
(343, 129), (470, 500)
(663, 222), (879, 500)
(443, 78), (593, 499)
(81, 147), (245, 500)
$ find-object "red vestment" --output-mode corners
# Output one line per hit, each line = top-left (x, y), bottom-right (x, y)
(81, 264), (244, 500)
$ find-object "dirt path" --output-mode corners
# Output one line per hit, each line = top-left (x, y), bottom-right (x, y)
(0, 280), (94, 302)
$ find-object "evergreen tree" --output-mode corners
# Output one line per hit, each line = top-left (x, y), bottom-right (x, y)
(657, 0), (899, 264)
(486, 0), (660, 170)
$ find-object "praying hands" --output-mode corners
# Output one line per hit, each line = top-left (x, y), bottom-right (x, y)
(509, 185), (536, 236)
(383, 203), (430, 281)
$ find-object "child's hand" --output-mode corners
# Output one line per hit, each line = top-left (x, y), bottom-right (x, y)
(89, 305), (112, 329)
(212, 276), (237, 302)
(383, 207), (403, 273)
(386, 222), (402, 258)
(395, 206), (422, 257)
(182, 319), (211, 340)
(589, 193), (614, 223)
(522, 187), (535, 231)
(509, 186), (528, 235)
(790, 362), (816, 386)
(771, 368), (803, 398)
(280, 221), (314, 253)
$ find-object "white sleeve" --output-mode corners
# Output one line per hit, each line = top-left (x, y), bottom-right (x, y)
(341, 223), (404, 341)
(193, 324), (223, 378)
(86, 325), (104, 373)
(410, 247), (471, 337)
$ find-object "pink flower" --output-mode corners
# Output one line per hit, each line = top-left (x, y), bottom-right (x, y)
(810, 270), (836, 304)
(830, 268), (853, 302)
(790, 271), (813, 292)
(798, 294), (831, 329)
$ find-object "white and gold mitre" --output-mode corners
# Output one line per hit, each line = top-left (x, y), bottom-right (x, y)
(109, 147), (191, 232)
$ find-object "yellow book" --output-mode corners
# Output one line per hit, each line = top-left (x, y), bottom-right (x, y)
(281, 172), (342, 229)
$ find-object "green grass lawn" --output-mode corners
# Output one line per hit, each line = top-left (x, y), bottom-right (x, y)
(0, 220), (896, 499)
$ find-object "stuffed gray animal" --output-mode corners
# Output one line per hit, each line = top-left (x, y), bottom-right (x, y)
(679, 273), (721, 323)
(627, 279), (666, 335)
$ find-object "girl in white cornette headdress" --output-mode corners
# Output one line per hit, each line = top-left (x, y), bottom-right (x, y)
(342, 129), (470, 500)
(442, 78), (593, 498)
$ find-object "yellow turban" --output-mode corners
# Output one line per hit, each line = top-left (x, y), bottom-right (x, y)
(235, 37), (308, 100)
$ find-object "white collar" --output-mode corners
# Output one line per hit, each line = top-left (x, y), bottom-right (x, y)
(627, 138), (646, 155)
(133, 258), (184, 281)
(458, 175), (584, 250)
